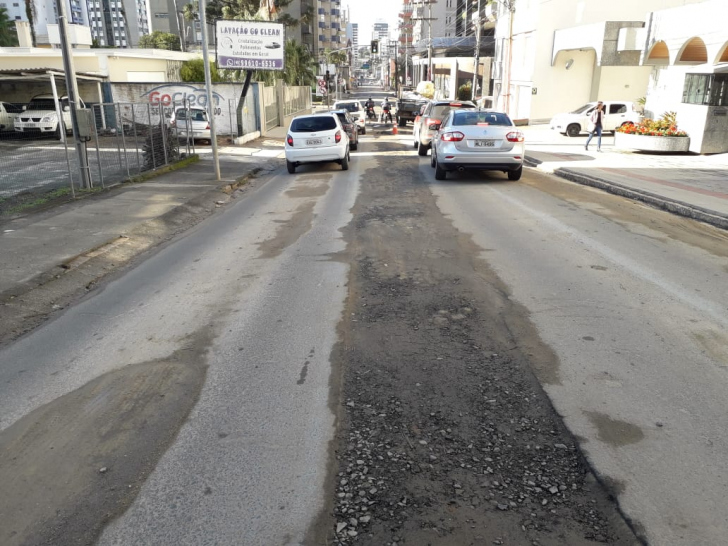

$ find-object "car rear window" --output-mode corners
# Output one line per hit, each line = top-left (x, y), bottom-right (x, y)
(452, 111), (512, 126)
(430, 103), (475, 119)
(290, 116), (338, 132)
(176, 109), (208, 121)
(334, 112), (350, 124)
(335, 102), (360, 113)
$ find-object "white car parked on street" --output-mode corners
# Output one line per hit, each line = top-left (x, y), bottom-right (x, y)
(430, 109), (525, 181)
(285, 113), (350, 173)
(550, 101), (642, 137)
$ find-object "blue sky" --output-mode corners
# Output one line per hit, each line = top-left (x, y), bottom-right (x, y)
(344, 0), (401, 43)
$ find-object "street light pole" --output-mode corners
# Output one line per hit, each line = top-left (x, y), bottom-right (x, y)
(472, 0), (482, 102)
(57, 0), (91, 189)
(198, 0), (221, 180)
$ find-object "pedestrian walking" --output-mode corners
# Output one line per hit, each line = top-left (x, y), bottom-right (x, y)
(585, 102), (604, 152)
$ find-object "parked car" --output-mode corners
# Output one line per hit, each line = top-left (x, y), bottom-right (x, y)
(170, 107), (212, 142)
(321, 109), (358, 150)
(430, 110), (525, 181)
(413, 99), (476, 156)
(285, 113), (350, 173)
(0, 101), (22, 132)
(396, 94), (428, 127)
(333, 100), (366, 134)
(550, 101), (642, 137)
(14, 94), (86, 139)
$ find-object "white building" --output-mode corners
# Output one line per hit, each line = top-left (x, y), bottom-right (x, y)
(412, 0), (456, 47)
(490, 0), (712, 122)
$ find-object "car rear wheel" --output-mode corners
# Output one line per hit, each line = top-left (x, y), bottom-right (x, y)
(398, 118), (406, 127)
(507, 166), (523, 181)
(417, 141), (428, 156)
(413, 132), (419, 149)
(341, 151), (349, 171)
(566, 124), (581, 137)
(361, 127), (366, 135)
(351, 140), (358, 151)
(434, 158), (446, 180)
(286, 160), (296, 174)
(430, 150), (436, 168)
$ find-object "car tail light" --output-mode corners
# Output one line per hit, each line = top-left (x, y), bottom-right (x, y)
(425, 118), (441, 129)
(335, 130), (342, 143)
(441, 131), (465, 142)
(450, 103), (462, 107)
(506, 131), (525, 143)
(287, 134), (294, 146)
(205, 123), (210, 130)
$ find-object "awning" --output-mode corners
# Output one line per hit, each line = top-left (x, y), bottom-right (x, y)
(0, 68), (105, 82)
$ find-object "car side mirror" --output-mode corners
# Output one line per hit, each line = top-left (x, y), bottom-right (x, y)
(429, 123), (441, 131)
(63, 105), (70, 112)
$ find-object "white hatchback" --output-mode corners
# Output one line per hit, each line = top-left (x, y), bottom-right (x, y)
(333, 100), (366, 134)
(285, 113), (350, 174)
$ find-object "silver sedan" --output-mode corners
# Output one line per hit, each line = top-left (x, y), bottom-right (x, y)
(430, 110), (525, 181)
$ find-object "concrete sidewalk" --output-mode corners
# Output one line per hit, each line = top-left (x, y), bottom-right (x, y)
(0, 139), (284, 297)
(522, 125), (728, 230)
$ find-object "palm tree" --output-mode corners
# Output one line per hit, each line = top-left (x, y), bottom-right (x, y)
(283, 39), (316, 86)
(0, 7), (17, 47)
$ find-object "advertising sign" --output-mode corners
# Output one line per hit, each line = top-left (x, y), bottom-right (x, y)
(216, 20), (285, 71)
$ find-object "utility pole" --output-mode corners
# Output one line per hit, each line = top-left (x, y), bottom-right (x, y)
(472, 0), (482, 102)
(412, 1), (437, 82)
(427, 0), (433, 81)
(57, 0), (91, 189)
(199, 0), (220, 180)
(501, 0), (516, 116)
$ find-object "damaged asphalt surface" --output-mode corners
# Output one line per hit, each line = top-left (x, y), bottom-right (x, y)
(327, 138), (639, 545)
(2, 118), (728, 545)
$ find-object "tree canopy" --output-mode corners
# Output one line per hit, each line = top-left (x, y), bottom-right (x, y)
(0, 7), (19, 47)
(138, 31), (180, 51)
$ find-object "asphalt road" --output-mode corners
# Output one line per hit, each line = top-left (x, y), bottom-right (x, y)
(1, 96), (727, 545)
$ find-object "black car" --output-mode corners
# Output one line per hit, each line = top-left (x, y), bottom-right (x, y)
(319, 110), (358, 150)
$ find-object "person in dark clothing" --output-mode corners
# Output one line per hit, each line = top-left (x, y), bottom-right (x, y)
(585, 101), (604, 152)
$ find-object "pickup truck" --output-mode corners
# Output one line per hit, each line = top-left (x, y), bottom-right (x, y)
(0, 101), (22, 132)
(396, 95), (429, 127)
(14, 94), (87, 139)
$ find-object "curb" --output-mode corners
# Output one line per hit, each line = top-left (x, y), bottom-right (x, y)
(525, 155), (728, 231)
(0, 162), (271, 346)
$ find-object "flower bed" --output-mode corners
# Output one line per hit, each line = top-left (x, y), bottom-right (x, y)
(615, 132), (691, 152)
(615, 111), (690, 152)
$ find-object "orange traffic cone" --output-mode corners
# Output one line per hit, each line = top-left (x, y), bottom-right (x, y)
(392, 125), (399, 135)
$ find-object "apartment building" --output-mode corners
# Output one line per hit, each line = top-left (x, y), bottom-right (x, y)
(86, 0), (151, 47)
(317, 0), (345, 56)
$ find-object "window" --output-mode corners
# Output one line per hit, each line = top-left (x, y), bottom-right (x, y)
(290, 116), (337, 132)
(13, 2), (18, 6)
(609, 104), (627, 114)
(683, 73), (728, 106)
(453, 111), (512, 126)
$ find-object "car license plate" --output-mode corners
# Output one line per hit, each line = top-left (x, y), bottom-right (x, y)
(306, 139), (322, 145)
(474, 139), (496, 147)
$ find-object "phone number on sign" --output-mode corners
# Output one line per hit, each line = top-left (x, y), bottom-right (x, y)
(222, 58), (281, 69)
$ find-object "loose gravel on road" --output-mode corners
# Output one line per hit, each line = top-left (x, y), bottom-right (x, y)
(325, 137), (642, 545)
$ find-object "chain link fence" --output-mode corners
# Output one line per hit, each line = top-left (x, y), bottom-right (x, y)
(0, 101), (206, 204)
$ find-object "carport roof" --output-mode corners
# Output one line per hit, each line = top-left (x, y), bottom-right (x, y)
(0, 68), (105, 82)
